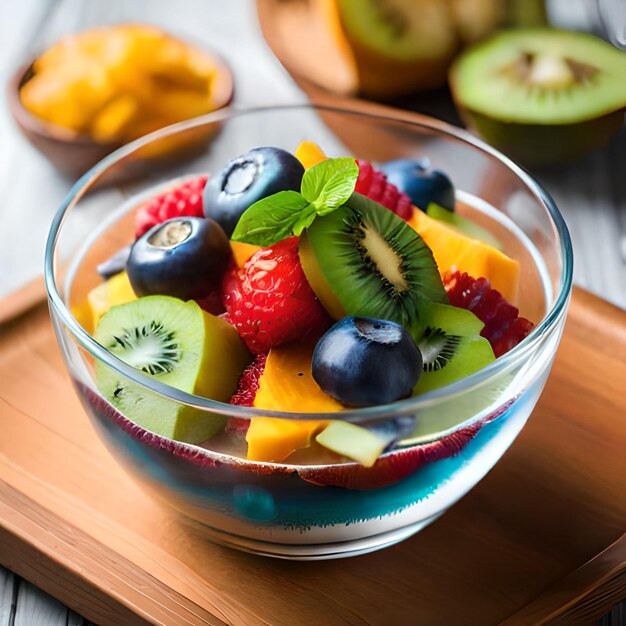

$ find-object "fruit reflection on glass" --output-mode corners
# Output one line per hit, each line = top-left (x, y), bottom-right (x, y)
(51, 106), (571, 558)
(77, 142), (531, 469)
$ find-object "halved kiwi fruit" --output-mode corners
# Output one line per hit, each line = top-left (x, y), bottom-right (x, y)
(336, 0), (456, 62)
(299, 192), (447, 328)
(450, 28), (626, 165)
(412, 303), (495, 395)
(94, 296), (250, 444)
(326, 0), (546, 98)
(331, 0), (455, 96)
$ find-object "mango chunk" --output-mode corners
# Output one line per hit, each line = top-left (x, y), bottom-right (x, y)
(86, 271), (137, 333)
(21, 25), (224, 144)
(230, 241), (261, 268)
(295, 141), (328, 170)
(89, 94), (140, 143)
(246, 418), (328, 463)
(407, 208), (520, 303)
(248, 342), (340, 462)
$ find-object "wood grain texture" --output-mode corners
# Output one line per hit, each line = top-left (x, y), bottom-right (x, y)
(0, 288), (624, 625)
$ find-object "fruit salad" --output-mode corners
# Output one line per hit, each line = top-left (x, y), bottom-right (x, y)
(80, 141), (533, 487)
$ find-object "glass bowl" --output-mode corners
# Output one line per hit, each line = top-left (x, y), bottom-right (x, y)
(45, 104), (573, 560)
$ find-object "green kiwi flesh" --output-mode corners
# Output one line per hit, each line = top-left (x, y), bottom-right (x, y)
(450, 28), (626, 164)
(300, 192), (447, 328)
(412, 303), (495, 395)
(316, 422), (388, 468)
(336, 0), (456, 61)
(94, 296), (250, 444)
(414, 302), (484, 339)
(426, 204), (503, 251)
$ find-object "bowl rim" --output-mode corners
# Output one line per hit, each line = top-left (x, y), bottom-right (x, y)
(44, 102), (573, 424)
(8, 24), (235, 148)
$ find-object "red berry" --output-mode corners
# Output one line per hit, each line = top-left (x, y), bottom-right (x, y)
(223, 237), (331, 353)
(195, 288), (226, 316)
(355, 160), (413, 221)
(134, 175), (208, 238)
(228, 353), (268, 431)
(444, 271), (534, 357)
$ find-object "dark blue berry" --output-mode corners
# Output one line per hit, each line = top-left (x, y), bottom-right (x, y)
(127, 217), (231, 300)
(379, 158), (455, 212)
(203, 147), (304, 236)
(312, 317), (422, 407)
(367, 415), (417, 452)
(97, 244), (131, 279)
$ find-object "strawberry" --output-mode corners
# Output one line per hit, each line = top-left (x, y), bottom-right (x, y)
(135, 175), (207, 238)
(355, 160), (413, 220)
(444, 271), (534, 357)
(223, 237), (331, 353)
(194, 289), (226, 316)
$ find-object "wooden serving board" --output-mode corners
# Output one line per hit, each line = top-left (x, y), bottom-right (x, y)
(0, 287), (625, 625)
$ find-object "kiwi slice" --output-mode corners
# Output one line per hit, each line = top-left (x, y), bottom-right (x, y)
(450, 28), (626, 165)
(416, 302), (484, 338)
(426, 203), (503, 251)
(94, 296), (250, 444)
(299, 192), (447, 328)
(336, 0), (456, 61)
(412, 303), (494, 395)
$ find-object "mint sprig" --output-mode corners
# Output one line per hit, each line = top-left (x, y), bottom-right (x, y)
(231, 157), (358, 246)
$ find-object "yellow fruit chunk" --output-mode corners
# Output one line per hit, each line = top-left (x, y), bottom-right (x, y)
(407, 209), (520, 303)
(246, 419), (327, 464)
(295, 141), (328, 169)
(89, 94), (140, 143)
(230, 241), (261, 268)
(20, 25), (224, 144)
(247, 342), (341, 462)
(86, 271), (137, 333)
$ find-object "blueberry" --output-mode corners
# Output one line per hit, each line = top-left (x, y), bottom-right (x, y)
(127, 217), (231, 300)
(379, 158), (455, 212)
(203, 147), (305, 236)
(368, 415), (417, 452)
(312, 317), (422, 407)
(97, 244), (131, 280)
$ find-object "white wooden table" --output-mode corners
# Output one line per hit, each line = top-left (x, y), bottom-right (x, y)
(0, 0), (624, 624)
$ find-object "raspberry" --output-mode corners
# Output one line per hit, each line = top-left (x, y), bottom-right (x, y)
(223, 237), (331, 353)
(444, 271), (534, 357)
(227, 353), (268, 431)
(134, 175), (207, 238)
(355, 160), (413, 221)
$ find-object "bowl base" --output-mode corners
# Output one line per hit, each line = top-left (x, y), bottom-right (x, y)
(184, 512), (444, 560)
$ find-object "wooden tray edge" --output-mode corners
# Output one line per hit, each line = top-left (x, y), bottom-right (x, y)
(502, 534), (626, 624)
(0, 480), (227, 626)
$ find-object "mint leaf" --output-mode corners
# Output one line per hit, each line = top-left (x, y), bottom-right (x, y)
(230, 157), (359, 245)
(292, 204), (317, 236)
(301, 158), (359, 214)
(230, 191), (309, 246)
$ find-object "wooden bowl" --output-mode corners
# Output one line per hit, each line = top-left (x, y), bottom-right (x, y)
(8, 52), (234, 180)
